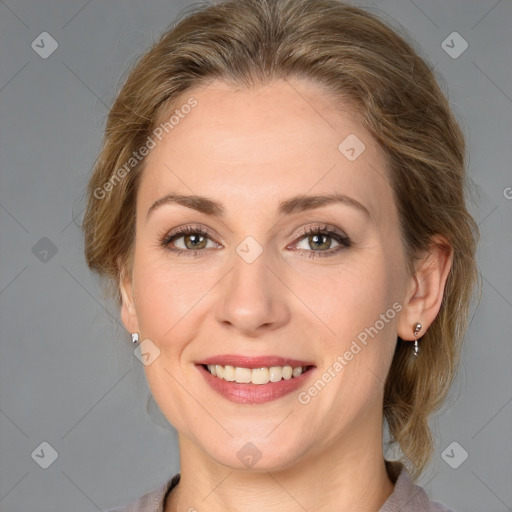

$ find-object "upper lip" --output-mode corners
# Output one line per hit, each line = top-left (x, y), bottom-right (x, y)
(196, 354), (315, 369)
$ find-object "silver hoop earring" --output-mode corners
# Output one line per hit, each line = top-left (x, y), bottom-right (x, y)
(131, 332), (139, 344)
(413, 322), (422, 356)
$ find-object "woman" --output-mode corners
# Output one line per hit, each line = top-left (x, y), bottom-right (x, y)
(82, 0), (479, 510)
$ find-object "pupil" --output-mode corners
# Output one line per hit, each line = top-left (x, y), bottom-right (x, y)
(187, 234), (205, 249)
(311, 234), (329, 250)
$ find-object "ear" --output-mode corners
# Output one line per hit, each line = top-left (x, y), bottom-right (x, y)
(118, 258), (140, 336)
(397, 235), (453, 341)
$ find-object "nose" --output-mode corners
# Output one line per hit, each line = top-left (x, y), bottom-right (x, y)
(215, 250), (291, 337)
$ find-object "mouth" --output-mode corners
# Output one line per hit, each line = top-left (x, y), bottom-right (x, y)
(201, 363), (314, 384)
(195, 355), (316, 404)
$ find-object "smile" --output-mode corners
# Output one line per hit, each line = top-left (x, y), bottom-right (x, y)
(204, 364), (310, 384)
(196, 355), (316, 404)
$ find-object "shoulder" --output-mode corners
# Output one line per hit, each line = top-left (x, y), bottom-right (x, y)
(430, 502), (456, 512)
(380, 461), (456, 512)
(104, 474), (180, 512)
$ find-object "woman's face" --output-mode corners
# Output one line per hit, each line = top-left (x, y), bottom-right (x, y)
(120, 78), (412, 471)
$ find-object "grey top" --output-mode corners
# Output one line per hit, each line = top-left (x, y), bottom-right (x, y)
(105, 461), (454, 512)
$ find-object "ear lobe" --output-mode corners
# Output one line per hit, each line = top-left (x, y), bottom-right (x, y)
(397, 236), (453, 341)
(118, 262), (139, 335)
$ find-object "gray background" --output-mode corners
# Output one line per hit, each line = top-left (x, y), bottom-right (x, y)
(0, 0), (511, 511)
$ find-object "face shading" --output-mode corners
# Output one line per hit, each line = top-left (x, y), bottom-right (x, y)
(120, 77), (411, 472)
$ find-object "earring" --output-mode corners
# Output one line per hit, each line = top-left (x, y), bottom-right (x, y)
(131, 332), (139, 344)
(413, 322), (422, 356)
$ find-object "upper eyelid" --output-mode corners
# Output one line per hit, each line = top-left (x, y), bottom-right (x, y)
(165, 225), (219, 242)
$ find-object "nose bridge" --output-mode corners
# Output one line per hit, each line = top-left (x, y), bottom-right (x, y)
(232, 244), (271, 294)
(215, 240), (289, 334)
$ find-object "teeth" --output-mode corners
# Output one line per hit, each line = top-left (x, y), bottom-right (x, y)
(205, 364), (307, 384)
(269, 366), (282, 382)
(235, 367), (252, 383)
(224, 365), (235, 381)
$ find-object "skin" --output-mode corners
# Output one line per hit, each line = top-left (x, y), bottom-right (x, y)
(119, 78), (452, 512)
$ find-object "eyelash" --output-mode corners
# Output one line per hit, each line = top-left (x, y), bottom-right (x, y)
(159, 224), (352, 259)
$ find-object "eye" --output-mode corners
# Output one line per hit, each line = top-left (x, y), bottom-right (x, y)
(159, 223), (352, 259)
(292, 225), (352, 258)
(160, 225), (220, 256)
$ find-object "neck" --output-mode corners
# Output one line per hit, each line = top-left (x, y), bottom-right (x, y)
(165, 429), (395, 512)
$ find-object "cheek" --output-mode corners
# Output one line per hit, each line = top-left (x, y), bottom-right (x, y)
(296, 254), (400, 397)
(135, 273), (195, 341)
(131, 250), (226, 364)
(130, 255), (212, 432)
(291, 255), (398, 342)
(131, 246), (193, 342)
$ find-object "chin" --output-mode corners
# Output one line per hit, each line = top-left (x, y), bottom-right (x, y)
(199, 432), (309, 473)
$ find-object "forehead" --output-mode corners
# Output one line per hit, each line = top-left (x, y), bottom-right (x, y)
(138, 78), (394, 222)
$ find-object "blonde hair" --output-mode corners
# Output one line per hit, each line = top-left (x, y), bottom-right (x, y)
(82, 0), (479, 480)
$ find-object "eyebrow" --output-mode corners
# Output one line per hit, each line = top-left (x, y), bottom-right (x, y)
(146, 192), (371, 222)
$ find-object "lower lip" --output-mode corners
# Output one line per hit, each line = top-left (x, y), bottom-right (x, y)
(197, 365), (315, 404)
